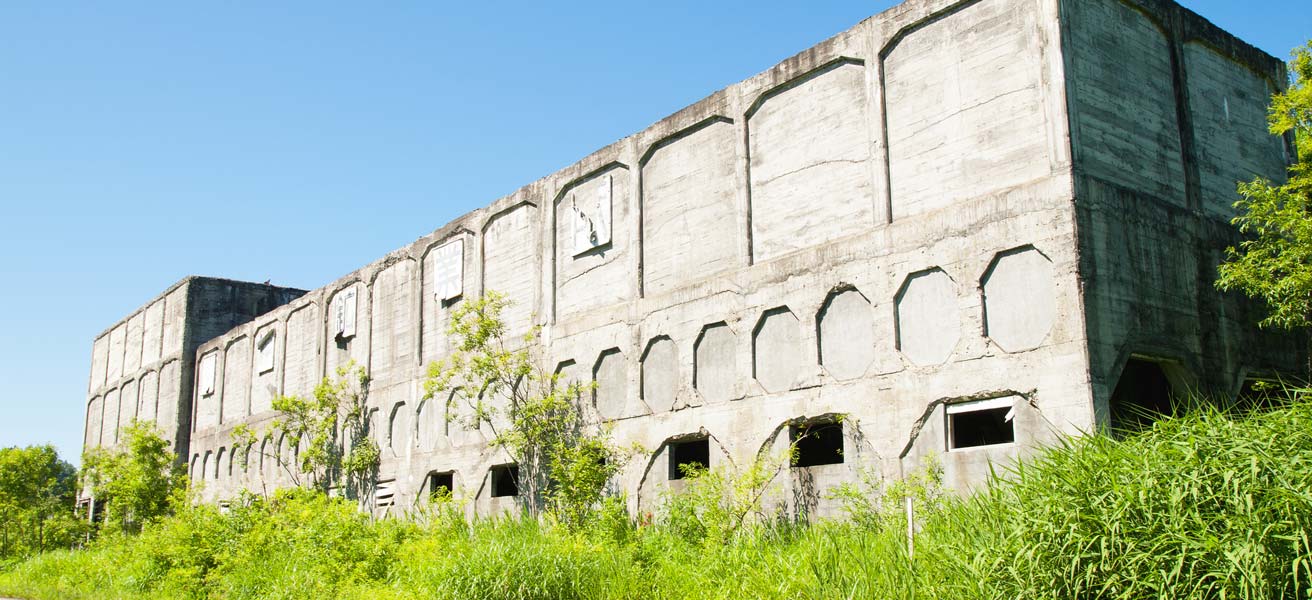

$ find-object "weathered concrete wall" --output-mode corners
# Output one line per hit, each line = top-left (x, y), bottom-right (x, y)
(109, 0), (1297, 519)
(1062, 0), (1305, 428)
(81, 277), (305, 480)
(181, 0), (1096, 515)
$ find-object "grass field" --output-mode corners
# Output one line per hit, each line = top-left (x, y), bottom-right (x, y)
(2, 397), (1309, 599)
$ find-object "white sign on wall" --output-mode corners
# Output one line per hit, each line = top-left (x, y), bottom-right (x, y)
(199, 353), (217, 396)
(255, 331), (276, 374)
(571, 174), (612, 256)
(332, 288), (358, 339)
(432, 238), (464, 302)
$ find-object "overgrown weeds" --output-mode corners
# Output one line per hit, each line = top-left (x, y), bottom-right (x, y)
(3, 395), (1311, 599)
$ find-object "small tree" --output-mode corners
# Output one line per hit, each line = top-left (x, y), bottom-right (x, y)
(423, 291), (629, 527)
(81, 420), (186, 535)
(1216, 42), (1312, 360)
(0, 444), (83, 556)
(232, 363), (379, 500)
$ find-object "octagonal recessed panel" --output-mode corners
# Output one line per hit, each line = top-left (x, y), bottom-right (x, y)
(594, 349), (628, 420)
(642, 338), (678, 413)
(895, 269), (960, 366)
(982, 247), (1056, 352)
(753, 308), (802, 393)
(819, 289), (876, 380)
(695, 323), (736, 402)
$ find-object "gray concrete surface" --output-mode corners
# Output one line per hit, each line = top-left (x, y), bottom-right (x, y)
(80, 0), (1304, 520)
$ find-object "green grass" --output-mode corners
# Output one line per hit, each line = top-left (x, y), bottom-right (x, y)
(4, 397), (1311, 599)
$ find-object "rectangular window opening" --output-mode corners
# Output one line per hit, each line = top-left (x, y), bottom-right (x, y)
(428, 471), (454, 499)
(668, 438), (710, 480)
(947, 397), (1016, 451)
(490, 465), (519, 498)
(790, 421), (844, 467)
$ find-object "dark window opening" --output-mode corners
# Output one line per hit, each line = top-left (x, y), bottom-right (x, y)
(490, 465), (519, 498)
(1238, 378), (1286, 412)
(1109, 359), (1175, 434)
(948, 400), (1015, 450)
(668, 438), (710, 480)
(790, 421), (844, 467)
(428, 471), (454, 499)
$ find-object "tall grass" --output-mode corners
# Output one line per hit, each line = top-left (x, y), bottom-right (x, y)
(3, 396), (1310, 599)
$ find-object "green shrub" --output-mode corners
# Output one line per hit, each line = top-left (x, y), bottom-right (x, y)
(3, 395), (1311, 599)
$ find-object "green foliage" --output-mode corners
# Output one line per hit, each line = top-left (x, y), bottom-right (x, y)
(233, 363), (379, 499)
(827, 455), (945, 533)
(938, 398), (1312, 599)
(423, 291), (631, 527)
(81, 420), (186, 535)
(8, 393), (1312, 599)
(657, 450), (790, 546)
(1217, 41), (1312, 329)
(0, 444), (83, 558)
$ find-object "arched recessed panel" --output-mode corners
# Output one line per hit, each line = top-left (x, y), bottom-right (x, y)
(124, 312), (144, 374)
(483, 204), (539, 334)
(119, 378), (138, 428)
(641, 120), (739, 294)
(415, 399), (442, 451)
(86, 397), (103, 448)
(885, 0), (1051, 218)
(983, 247), (1057, 352)
(284, 304), (320, 399)
(1185, 42), (1288, 218)
(389, 402), (411, 457)
(138, 370), (160, 424)
(102, 388), (120, 445)
(157, 360), (179, 433)
(555, 166), (633, 319)
(90, 335), (109, 393)
(754, 308), (803, 393)
(141, 300), (165, 366)
(642, 337), (678, 413)
(594, 349), (629, 420)
(819, 288), (876, 380)
(1065, 0), (1184, 205)
(222, 337), (251, 423)
(695, 323), (737, 403)
(749, 61), (874, 260)
(895, 269), (960, 366)
(370, 260), (417, 386)
(107, 324), (126, 382)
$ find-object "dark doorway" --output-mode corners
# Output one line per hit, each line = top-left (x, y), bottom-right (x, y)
(1109, 358), (1176, 434)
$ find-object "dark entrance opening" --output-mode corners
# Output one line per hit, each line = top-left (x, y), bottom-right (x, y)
(490, 465), (519, 498)
(790, 421), (844, 467)
(428, 471), (454, 499)
(1109, 358), (1176, 434)
(668, 438), (710, 480)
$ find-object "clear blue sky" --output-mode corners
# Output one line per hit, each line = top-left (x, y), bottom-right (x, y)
(1, 1), (1307, 464)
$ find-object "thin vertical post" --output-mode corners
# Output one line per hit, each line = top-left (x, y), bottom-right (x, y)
(905, 496), (915, 560)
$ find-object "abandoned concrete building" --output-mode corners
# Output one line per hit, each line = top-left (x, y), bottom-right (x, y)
(82, 0), (1304, 517)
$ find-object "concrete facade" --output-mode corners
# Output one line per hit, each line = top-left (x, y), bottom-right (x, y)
(83, 278), (305, 466)
(83, 0), (1302, 518)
